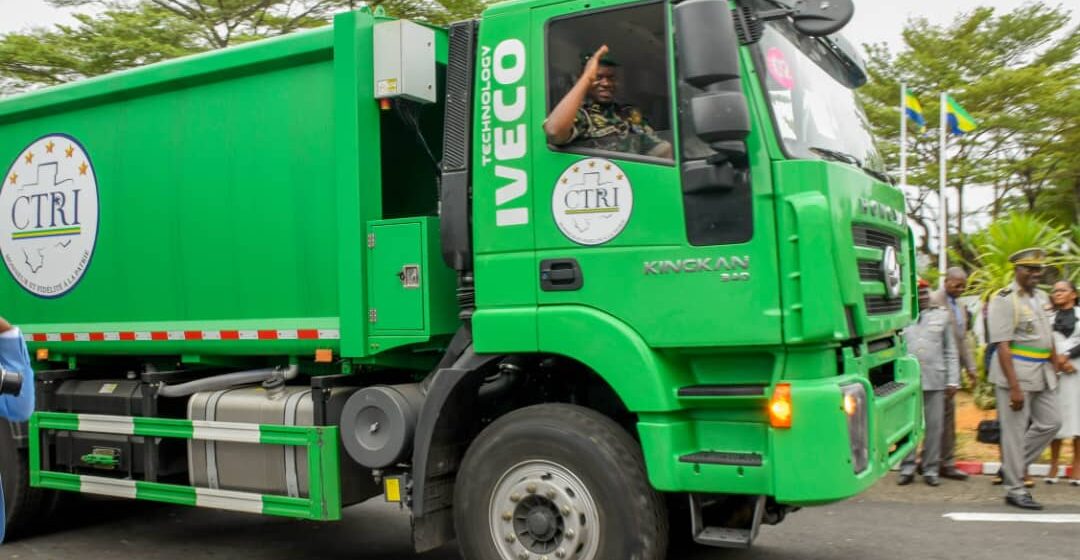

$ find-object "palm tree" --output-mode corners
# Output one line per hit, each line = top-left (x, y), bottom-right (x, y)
(953, 213), (1080, 302)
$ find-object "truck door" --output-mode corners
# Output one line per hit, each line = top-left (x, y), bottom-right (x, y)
(528, 0), (782, 349)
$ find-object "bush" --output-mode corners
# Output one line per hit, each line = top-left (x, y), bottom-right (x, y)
(973, 344), (996, 410)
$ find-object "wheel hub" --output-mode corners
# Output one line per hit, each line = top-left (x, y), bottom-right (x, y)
(517, 495), (562, 549)
(488, 460), (600, 560)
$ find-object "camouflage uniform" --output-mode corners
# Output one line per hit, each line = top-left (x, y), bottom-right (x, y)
(561, 102), (667, 156)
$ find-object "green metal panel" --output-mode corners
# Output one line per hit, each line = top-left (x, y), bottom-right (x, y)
(370, 221), (425, 331)
(366, 217), (460, 354)
(0, 29), (339, 328)
(0, 10), (452, 361)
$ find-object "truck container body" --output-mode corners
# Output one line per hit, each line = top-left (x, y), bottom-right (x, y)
(0, 0), (923, 557)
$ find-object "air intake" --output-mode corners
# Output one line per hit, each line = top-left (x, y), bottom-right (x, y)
(440, 20), (478, 272)
(442, 20), (478, 172)
(732, 5), (763, 45)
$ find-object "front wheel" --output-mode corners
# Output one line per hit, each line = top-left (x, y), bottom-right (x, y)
(454, 404), (668, 560)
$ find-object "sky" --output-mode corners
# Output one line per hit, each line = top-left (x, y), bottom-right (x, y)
(0, 0), (1054, 251)
(0, 0), (1035, 43)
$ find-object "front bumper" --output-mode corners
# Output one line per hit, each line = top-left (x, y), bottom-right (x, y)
(638, 355), (922, 506)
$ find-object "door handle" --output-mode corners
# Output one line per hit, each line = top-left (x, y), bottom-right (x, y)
(540, 259), (583, 291)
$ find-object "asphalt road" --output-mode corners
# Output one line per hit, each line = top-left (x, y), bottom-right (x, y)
(4, 473), (1079, 560)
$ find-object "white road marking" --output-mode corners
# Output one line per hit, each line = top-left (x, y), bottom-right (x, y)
(944, 513), (1080, 523)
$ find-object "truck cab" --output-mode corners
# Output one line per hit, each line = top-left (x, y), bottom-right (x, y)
(438, 0), (921, 552)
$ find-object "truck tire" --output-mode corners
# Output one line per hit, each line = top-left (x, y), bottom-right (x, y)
(454, 404), (668, 560)
(0, 418), (57, 540)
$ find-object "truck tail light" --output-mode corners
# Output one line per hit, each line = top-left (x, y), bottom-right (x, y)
(769, 383), (793, 428)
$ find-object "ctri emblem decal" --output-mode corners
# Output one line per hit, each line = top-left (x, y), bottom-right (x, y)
(1, 134), (99, 298)
(552, 158), (633, 246)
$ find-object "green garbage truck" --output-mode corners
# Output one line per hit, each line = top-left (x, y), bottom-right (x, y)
(0, 0), (921, 557)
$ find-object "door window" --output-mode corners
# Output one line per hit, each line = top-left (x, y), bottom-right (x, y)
(543, 2), (674, 162)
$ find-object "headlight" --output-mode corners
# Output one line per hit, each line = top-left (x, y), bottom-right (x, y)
(841, 383), (869, 473)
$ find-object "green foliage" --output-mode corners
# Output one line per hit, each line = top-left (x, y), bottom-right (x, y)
(0, 3), (204, 93)
(0, 0), (491, 94)
(859, 3), (1080, 255)
(972, 344), (995, 410)
(952, 213), (1080, 303)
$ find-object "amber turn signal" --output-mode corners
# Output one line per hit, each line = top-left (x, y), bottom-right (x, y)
(769, 383), (793, 428)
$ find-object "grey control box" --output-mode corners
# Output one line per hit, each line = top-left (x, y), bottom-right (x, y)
(373, 20), (436, 103)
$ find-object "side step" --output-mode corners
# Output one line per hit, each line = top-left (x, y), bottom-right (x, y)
(689, 493), (766, 548)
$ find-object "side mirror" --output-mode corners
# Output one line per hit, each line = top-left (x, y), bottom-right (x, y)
(673, 0), (750, 144)
(791, 0), (854, 37)
(690, 92), (751, 144)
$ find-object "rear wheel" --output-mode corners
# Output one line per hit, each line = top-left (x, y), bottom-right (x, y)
(454, 403), (668, 560)
(0, 418), (58, 540)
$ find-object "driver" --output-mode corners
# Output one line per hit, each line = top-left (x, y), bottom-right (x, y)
(544, 45), (672, 159)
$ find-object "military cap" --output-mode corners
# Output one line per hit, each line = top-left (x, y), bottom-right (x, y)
(1008, 248), (1047, 267)
(581, 52), (619, 67)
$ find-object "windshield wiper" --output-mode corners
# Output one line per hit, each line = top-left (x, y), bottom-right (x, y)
(809, 146), (860, 166)
(808, 146), (894, 185)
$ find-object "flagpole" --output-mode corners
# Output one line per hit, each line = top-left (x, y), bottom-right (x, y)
(939, 92), (948, 283)
(900, 82), (908, 188)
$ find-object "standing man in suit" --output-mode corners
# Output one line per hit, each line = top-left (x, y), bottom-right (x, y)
(899, 280), (960, 486)
(932, 267), (977, 481)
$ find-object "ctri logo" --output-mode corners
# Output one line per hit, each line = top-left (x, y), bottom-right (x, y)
(1, 134), (99, 298)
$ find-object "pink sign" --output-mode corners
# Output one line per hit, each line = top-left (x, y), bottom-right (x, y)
(766, 47), (794, 90)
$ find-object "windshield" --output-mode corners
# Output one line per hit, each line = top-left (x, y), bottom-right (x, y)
(754, 21), (885, 174)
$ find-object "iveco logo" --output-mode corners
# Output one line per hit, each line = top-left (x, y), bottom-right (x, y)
(857, 198), (904, 227)
(881, 245), (902, 299)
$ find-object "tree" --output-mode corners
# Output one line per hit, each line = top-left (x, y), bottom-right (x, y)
(0, 3), (204, 92)
(860, 4), (1080, 261)
(0, 0), (490, 94)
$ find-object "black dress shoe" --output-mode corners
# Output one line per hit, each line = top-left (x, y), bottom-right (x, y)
(941, 468), (969, 481)
(1005, 494), (1044, 510)
(898, 474), (915, 486)
(924, 475), (941, 487)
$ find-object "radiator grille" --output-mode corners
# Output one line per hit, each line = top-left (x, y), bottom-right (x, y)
(857, 259), (881, 281)
(864, 295), (904, 315)
(852, 226), (899, 251)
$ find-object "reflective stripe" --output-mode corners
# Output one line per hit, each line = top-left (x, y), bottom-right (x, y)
(78, 414), (135, 435)
(191, 419), (262, 443)
(27, 328), (340, 342)
(81, 476), (138, 499)
(195, 487), (265, 514)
